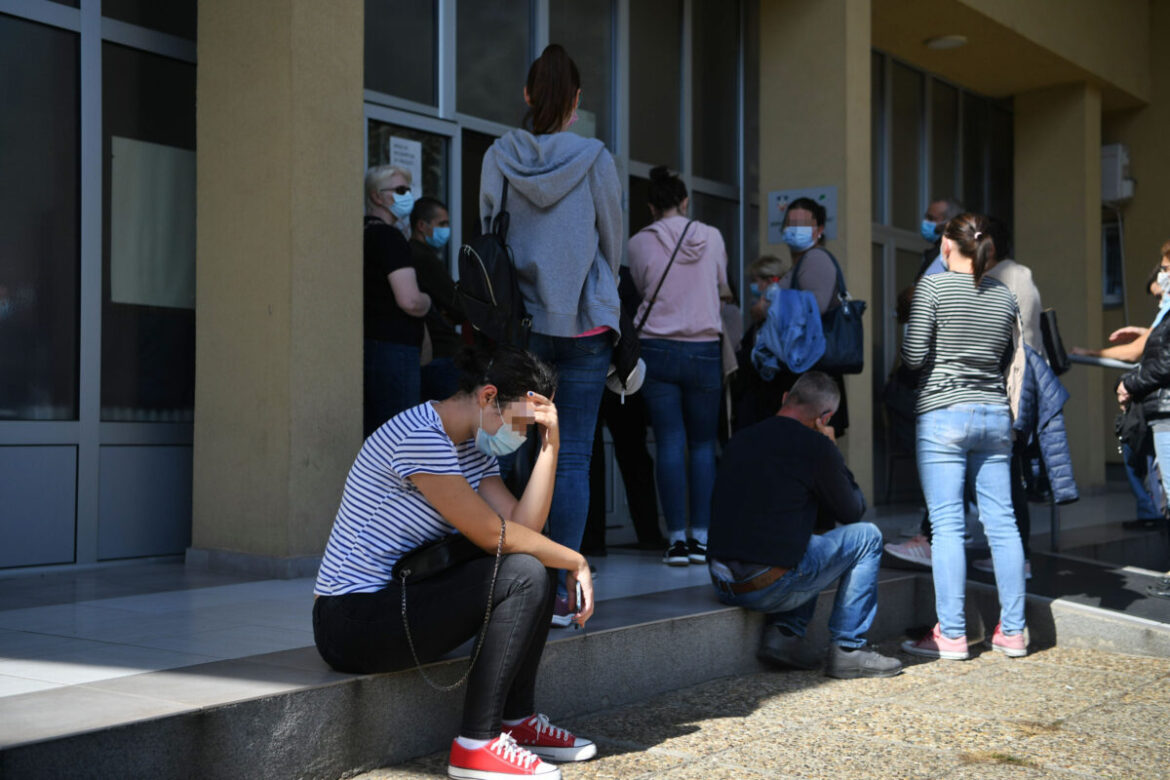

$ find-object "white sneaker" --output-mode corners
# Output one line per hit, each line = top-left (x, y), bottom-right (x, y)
(884, 535), (932, 567)
(972, 557), (1032, 580)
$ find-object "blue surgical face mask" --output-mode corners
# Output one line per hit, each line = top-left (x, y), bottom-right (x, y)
(425, 225), (451, 249)
(920, 219), (940, 243)
(475, 399), (528, 457)
(781, 226), (817, 252)
(390, 190), (415, 219)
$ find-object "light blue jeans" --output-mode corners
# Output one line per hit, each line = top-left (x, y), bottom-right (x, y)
(1152, 428), (1170, 511)
(917, 404), (1026, 638)
(710, 523), (884, 648)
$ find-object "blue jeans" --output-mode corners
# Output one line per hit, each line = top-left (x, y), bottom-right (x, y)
(710, 523), (884, 648)
(1127, 440), (1164, 519)
(917, 404), (1026, 638)
(363, 339), (420, 438)
(1151, 429), (1170, 511)
(526, 332), (612, 584)
(640, 339), (722, 543)
(421, 356), (461, 402)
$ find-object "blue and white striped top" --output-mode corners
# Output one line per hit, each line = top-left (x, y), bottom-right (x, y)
(314, 402), (499, 596)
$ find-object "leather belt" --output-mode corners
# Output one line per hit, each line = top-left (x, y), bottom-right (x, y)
(711, 565), (790, 596)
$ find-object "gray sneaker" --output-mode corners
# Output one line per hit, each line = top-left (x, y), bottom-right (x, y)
(824, 644), (903, 679)
(757, 626), (820, 670)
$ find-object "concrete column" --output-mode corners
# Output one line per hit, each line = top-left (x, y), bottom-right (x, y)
(1015, 83), (1104, 493)
(191, 0), (364, 576)
(758, 0), (873, 494)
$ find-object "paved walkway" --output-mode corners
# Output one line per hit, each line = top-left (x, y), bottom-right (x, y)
(357, 643), (1170, 780)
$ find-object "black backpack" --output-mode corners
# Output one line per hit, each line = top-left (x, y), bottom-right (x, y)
(456, 179), (531, 346)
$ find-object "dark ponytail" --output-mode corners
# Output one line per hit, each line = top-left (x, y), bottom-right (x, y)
(647, 166), (688, 213)
(942, 213), (995, 286)
(454, 344), (558, 403)
(523, 44), (580, 136)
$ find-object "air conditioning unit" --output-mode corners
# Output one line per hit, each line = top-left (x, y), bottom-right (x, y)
(1102, 143), (1135, 204)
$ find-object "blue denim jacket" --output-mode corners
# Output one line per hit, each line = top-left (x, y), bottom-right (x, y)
(751, 287), (825, 379)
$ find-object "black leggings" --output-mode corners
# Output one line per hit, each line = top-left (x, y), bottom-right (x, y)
(313, 553), (556, 739)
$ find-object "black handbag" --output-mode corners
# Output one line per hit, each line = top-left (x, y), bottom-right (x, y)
(792, 249), (866, 375)
(1040, 308), (1071, 376)
(391, 532), (487, 584)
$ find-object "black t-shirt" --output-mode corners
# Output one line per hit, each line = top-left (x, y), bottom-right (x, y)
(708, 415), (866, 569)
(364, 216), (424, 346)
(409, 238), (465, 359)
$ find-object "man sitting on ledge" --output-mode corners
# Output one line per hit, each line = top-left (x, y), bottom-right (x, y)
(708, 371), (902, 679)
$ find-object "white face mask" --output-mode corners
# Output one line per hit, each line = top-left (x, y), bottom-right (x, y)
(1158, 270), (1170, 297)
(475, 399), (528, 457)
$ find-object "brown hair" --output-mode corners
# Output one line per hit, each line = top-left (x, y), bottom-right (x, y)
(523, 44), (580, 136)
(1161, 239), (1170, 259)
(942, 213), (995, 286)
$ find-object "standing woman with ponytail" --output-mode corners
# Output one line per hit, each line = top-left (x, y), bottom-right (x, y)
(479, 45), (622, 623)
(900, 214), (1029, 661)
(627, 166), (728, 566)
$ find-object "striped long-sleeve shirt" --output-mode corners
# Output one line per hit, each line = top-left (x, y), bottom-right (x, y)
(902, 272), (1019, 415)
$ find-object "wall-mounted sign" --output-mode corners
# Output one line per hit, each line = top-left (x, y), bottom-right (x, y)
(389, 136), (424, 199)
(767, 186), (838, 244)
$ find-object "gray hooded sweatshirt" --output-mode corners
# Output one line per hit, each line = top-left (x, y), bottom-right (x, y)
(480, 129), (622, 338)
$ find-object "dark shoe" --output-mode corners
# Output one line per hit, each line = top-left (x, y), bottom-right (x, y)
(825, 644), (904, 679)
(757, 626), (820, 670)
(686, 538), (707, 564)
(664, 541), (689, 566)
(1122, 517), (1160, 531)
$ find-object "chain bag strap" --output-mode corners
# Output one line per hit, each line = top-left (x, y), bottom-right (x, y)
(399, 515), (506, 691)
(635, 219), (696, 333)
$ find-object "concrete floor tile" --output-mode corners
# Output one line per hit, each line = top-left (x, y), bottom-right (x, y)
(0, 673), (65, 697)
(1024, 645), (1170, 678)
(1120, 673), (1170, 704)
(1061, 699), (1170, 742)
(0, 685), (193, 748)
(1028, 731), (1170, 778)
(0, 629), (115, 658)
(825, 702), (1034, 753)
(715, 730), (946, 779)
(648, 754), (781, 779)
(0, 643), (219, 684)
(0, 602), (145, 636)
(128, 624), (315, 658)
(558, 740), (689, 779)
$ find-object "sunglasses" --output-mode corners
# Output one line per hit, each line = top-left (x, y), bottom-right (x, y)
(380, 185), (410, 196)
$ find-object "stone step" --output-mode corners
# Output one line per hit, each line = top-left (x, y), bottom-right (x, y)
(1, 570), (1167, 780)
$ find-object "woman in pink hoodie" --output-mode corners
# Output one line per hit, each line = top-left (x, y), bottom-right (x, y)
(628, 166), (728, 566)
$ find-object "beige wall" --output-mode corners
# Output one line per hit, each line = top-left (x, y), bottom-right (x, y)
(193, 0), (364, 562)
(1015, 84), (1105, 491)
(758, 0), (874, 494)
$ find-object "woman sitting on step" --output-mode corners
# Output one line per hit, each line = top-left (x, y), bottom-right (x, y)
(313, 344), (597, 780)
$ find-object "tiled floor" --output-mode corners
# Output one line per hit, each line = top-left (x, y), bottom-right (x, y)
(0, 550), (713, 700)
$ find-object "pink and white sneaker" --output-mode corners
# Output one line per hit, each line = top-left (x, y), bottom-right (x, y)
(990, 622), (1028, 657)
(901, 623), (970, 660)
(448, 733), (560, 779)
(504, 713), (597, 762)
(884, 535), (932, 568)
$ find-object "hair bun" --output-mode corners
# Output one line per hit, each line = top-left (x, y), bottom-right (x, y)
(649, 165), (672, 182)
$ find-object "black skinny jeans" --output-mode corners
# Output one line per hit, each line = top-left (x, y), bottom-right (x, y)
(313, 553), (556, 739)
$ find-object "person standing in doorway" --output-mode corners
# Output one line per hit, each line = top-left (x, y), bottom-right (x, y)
(364, 165), (431, 438)
(627, 166), (728, 566)
(479, 44), (623, 626)
(410, 196), (465, 402)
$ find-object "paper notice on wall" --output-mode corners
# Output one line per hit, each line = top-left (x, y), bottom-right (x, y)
(389, 136), (424, 199)
(110, 137), (196, 310)
(767, 186), (838, 244)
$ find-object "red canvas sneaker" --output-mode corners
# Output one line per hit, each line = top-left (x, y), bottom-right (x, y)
(447, 733), (560, 779)
(504, 713), (597, 762)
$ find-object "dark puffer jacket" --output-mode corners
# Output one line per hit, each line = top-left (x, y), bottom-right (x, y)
(1122, 317), (1170, 420)
(1013, 345), (1078, 504)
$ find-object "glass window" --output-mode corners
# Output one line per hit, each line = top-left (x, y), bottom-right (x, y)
(550, 0), (614, 148)
(628, 175), (653, 236)
(0, 15), (80, 421)
(930, 80), (958, 205)
(368, 120), (449, 203)
(461, 129), (498, 240)
(692, 0), (738, 183)
(365, 0), (436, 106)
(871, 52), (885, 223)
(102, 0), (196, 41)
(890, 62), (923, 233)
(630, 0), (682, 167)
(101, 43), (196, 422)
(987, 101), (1013, 226)
(457, 0), (530, 127)
(962, 92), (989, 214)
(691, 191), (738, 285)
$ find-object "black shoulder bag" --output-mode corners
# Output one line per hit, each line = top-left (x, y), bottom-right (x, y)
(390, 515), (505, 691)
(457, 180), (532, 347)
(791, 248), (866, 375)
